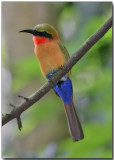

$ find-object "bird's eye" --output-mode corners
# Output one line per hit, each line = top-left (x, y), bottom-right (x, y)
(43, 31), (47, 35)
(38, 31), (52, 39)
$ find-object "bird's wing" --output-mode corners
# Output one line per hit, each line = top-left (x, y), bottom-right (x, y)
(58, 42), (71, 77)
(58, 42), (70, 61)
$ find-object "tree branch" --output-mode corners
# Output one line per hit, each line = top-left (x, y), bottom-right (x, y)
(2, 16), (112, 128)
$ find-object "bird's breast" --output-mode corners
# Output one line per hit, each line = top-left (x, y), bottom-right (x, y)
(34, 40), (66, 76)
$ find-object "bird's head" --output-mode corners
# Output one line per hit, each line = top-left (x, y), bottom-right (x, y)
(20, 24), (60, 45)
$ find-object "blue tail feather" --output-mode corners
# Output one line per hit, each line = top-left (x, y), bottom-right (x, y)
(46, 72), (84, 141)
(46, 71), (73, 104)
(53, 77), (73, 104)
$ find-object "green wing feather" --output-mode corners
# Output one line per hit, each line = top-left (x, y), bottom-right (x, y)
(58, 42), (70, 61)
(58, 42), (71, 77)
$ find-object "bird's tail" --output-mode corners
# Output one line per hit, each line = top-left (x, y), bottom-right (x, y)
(64, 101), (84, 141)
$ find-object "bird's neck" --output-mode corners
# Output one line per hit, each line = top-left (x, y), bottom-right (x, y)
(33, 36), (51, 45)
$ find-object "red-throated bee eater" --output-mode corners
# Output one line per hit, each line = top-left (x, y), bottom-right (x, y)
(20, 24), (84, 141)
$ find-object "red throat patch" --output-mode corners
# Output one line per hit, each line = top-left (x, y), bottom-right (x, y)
(33, 36), (51, 45)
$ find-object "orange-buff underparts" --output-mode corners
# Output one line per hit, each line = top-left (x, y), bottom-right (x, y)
(33, 36), (51, 45)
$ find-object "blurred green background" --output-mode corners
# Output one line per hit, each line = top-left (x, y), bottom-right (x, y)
(2, 2), (112, 158)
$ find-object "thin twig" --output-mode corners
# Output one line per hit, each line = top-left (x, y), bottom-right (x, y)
(9, 103), (16, 108)
(2, 16), (112, 127)
(17, 116), (22, 131)
(18, 95), (29, 102)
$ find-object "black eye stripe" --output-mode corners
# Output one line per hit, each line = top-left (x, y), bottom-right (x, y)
(40, 31), (53, 39)
(33, 30), (53, 39)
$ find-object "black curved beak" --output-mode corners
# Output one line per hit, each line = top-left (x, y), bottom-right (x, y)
(19, 29), (38, 36)
(19, 29), (53, 39)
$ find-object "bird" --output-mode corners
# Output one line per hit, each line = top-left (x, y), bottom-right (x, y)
(20, 24), (84, 141)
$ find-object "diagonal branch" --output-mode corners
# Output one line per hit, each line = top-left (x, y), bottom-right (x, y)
(2, 16), (112, 128)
